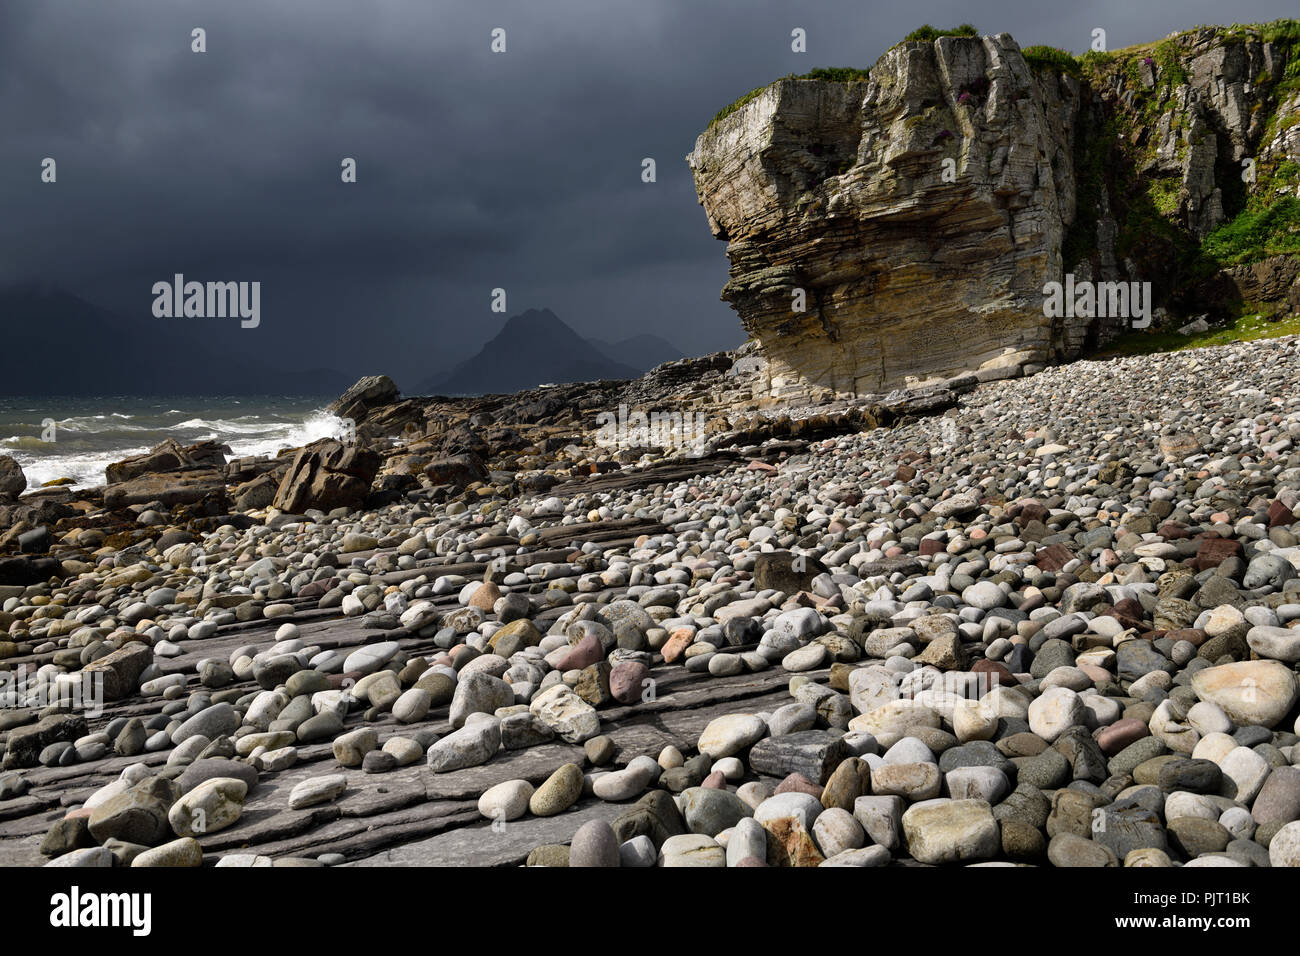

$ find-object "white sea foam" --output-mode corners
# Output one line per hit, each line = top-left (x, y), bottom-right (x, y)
(6, 406), (345, 490)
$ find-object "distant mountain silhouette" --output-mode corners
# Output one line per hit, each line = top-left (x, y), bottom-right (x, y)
(0, 283), (351, 395)
(417, 308), (645, 396)
(588, 333), (684, 372)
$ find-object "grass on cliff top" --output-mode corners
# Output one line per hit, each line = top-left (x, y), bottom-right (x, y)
(1022, 46), (1083, 79)
(1096, 307), (1300, 357)
(707, 18), (1300, 130)
(903, 24), (978, 43)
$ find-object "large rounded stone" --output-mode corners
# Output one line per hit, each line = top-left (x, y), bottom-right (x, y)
(1028, 687), (1085, 743)
(569, 820), (620, 867)
(680, 787), (752, 837)
(696, 713), (768, 759)
(1191, 661), (1298, 728)
(131, 836), (202, 868)
(1268, 820), (1300, 867)
(168, 777), (247, 837)
(449, 673), (514, 728)
(658, 833), (725, 867)
(87, 778), (176, 847)
(900, 799), (999, 865)
(478, 779), (534, 822)
(529, 763), (583, 816)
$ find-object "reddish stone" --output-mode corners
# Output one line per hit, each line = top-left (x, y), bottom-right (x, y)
(896, 464), (917, 482)
(1103, 598), (1145, 631)
(1157, 522), (1190, 540)
(1034, 544), (1075, 572)
(1095, 717), (1150, 756)
(556, 634), (603, 671)
(1017, 503), (1049, 526)
(919, 538), (945, 556)
(1268, 498), (1296, 529)
(661, 628), (696, 664)
(299, 578), (338, 598)
(608, 661), (650, 705)
(774, 773), (823, 797)
(971, 659), (1016, 688)
(747, 460), (777, 473)
(1078, 663), (1111, 685)
(701, 771), (727, 790)
(1164, 628), (1207, 647)
(1192, 536), (1243, 571)
(468, 582), (501, 611)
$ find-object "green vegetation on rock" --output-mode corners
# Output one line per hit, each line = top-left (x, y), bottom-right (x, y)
(903, 24), (978, 43)
(1202, 197), (1300, 265)
(1022, 46), (1081, 79)
(1099, 305), (1300, 356)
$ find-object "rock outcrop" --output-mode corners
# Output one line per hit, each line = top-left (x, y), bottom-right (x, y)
(689, 25), (1300, 399)
(104, 438), (229, 485)
(271, 440), (382, 514)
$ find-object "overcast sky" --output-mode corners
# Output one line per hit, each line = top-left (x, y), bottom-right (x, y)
(2, 0), (1296, 391)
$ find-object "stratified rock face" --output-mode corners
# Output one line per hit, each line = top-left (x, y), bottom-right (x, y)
(689, 35), (1080, 398)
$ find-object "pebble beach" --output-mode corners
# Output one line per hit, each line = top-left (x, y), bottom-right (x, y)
(3, 336), (1300, 869)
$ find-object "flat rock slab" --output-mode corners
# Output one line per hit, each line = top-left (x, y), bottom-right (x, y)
(347, 797), (625, 867)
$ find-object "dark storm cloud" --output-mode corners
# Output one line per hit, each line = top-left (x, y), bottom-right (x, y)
(1, 0), (1296, 391)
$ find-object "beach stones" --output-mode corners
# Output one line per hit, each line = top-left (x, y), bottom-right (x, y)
(569, 820), (620, 867)
(900, 799), (999, 865)
(1191, 661), (1298, 727)
(681, 787), (752, 836)
(1028, 687), (1085, 743)
(449, 673), (513, 728)
(1048, 832), (1118, 867)
(132, 837), (203, 868)
(530, 763), (583, 816)
(530, 685), (600, 743)
(1268, 821), (1300, 867)
(332, 728), (378, 767)
(87, 777), (177, 847)
(658, 833), (725, 867)
(478, 779), (534, 821)
(170, 703), (238, 745)
(748, 730), (850, 785)
(426, 718), (501, 772)
(289, 774), (348, 810)
(168, 778), (247, 837)
(697, 714), (768, 759)
(1246, 625), (1300, 663)
(1252, 766), (1300, 825)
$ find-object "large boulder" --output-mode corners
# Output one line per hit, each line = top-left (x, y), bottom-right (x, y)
(105, 438), (229, 484)
(328, 375), (399, 423)
(272, 440), (382, 514)
(0, 456), (26, 499)
(423, 453), (489, 488)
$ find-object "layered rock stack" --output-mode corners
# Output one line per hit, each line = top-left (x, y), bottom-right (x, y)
(688, 27), (1300, 399)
